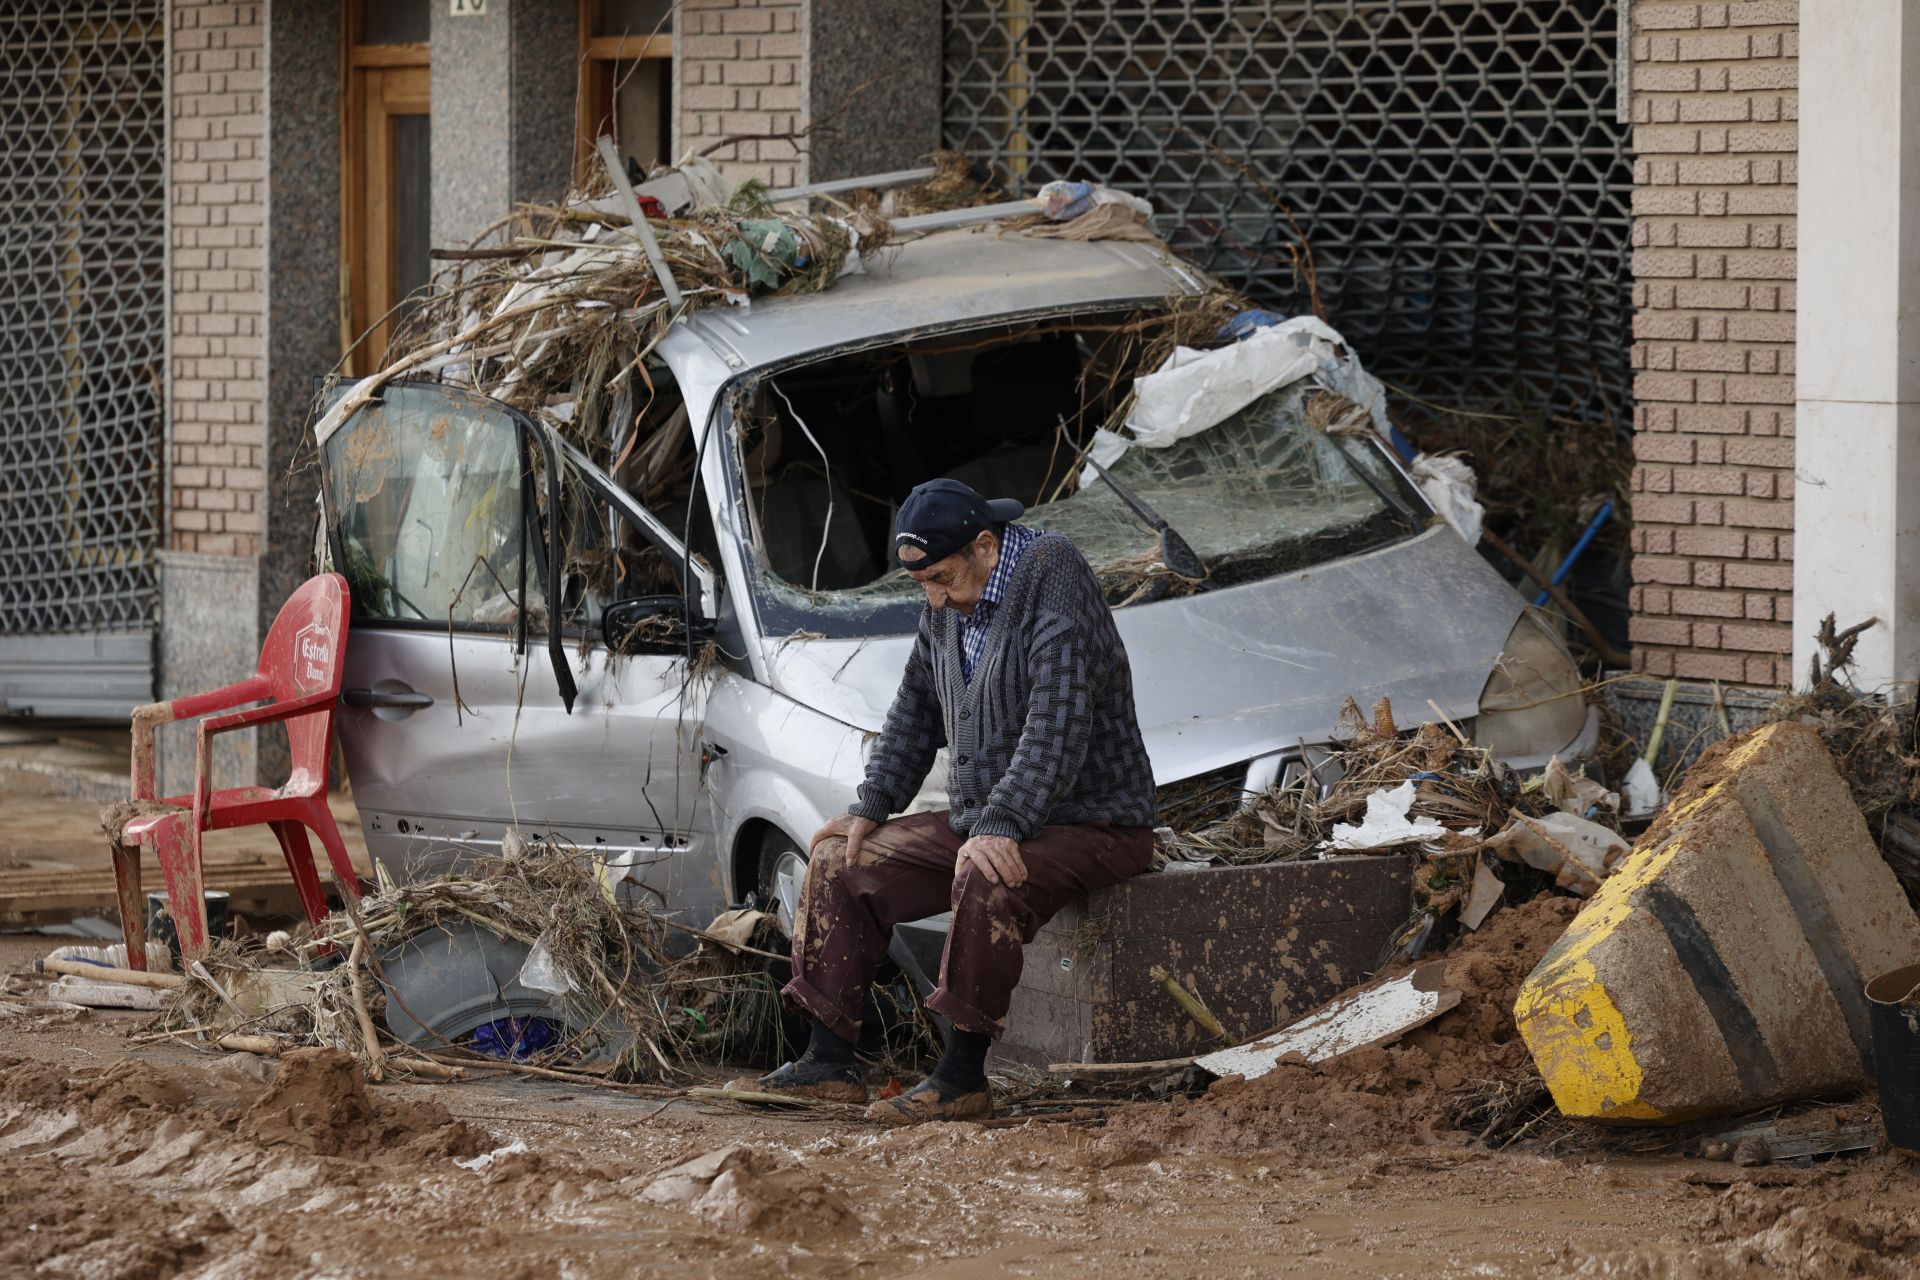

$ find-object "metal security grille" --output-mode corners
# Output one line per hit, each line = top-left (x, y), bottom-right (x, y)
(0, 2), (165, 715)
(943, 0), (1632, 422)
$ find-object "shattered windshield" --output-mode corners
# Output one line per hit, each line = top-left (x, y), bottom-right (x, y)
(734, 313), (1423, 639)
(320, 384), (539, 629)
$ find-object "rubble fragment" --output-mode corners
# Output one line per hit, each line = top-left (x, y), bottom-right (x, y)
(1516, 720), (1920, 1123)
(1484, 810), (1629, 897)
(1193, 961), (1462, 1081)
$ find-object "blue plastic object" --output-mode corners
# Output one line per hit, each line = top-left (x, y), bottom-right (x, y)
(1042, 180), (1098, 220)
(1218, 309), (1287, 342)
(1533, 498), (1614, 606)
(471, 1016), (560, 1060)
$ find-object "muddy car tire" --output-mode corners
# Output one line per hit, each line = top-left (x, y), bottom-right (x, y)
(756, 828), (811, 945)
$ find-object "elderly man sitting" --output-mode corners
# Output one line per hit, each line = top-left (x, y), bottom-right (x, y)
(746, 478), (1159, 1124)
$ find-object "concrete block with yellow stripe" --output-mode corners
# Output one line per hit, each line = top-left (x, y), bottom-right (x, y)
(1515, 721), (1920, 1123)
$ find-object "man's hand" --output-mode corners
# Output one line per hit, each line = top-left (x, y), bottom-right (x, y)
(957, 834), (1026, 888)
(810, 813), (879, 865)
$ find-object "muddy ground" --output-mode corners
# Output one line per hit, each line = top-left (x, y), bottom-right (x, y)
(5, 902), (1919, 1280)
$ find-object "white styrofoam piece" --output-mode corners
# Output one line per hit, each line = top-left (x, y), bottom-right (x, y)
(1195, 962), (1461, 1080)
(49, 976), (170, 1010)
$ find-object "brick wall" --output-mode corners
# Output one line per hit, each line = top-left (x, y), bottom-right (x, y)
(1628, 0), (1798, 686)
(677, 0), (806, 188)
(168, 1), (266, 557)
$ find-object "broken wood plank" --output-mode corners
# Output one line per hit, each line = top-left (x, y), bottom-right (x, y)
(36, 958), (184, 990)
(1195, 961), (1462, 1081)
(49, 975), (169, 1010)
(1709, 1122), (1878, 1162)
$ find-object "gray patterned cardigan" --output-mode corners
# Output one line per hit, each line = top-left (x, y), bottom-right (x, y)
(848, 532), (1158, 840)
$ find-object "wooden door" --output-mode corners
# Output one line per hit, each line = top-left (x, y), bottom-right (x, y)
(345, 62), (430, 372)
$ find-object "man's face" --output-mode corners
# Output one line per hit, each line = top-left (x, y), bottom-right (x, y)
(901, 530), (999, 614)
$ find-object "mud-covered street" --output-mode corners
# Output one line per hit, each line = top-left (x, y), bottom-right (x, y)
(7, 918), (1918, 1280)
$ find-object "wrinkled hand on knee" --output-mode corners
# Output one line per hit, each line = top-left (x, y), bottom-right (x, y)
(955, 834), (1026, 891)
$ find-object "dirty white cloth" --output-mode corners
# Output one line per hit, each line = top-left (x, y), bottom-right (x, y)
(1410, 452), (1484, 547)
(1622, 758), (1662, 816)
(1327, 780), (1448, 850)
(1122, 316), (1392, 454)
(1035, 179), (1155, 221)
(1486, 810), (1631, 897)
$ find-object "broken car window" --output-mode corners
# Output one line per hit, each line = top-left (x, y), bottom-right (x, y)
(734, 313), (1419, 638)
(321, 384), (539, 628)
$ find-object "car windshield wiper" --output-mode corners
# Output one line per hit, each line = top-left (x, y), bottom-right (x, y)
(1079, 454), (1208, 581)
(1323, 433), (1424, 534)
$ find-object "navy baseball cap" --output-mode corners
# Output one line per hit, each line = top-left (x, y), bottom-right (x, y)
(894, 479), (1025, 567)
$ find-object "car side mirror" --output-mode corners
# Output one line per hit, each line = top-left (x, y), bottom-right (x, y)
(602, 595), (712, 656)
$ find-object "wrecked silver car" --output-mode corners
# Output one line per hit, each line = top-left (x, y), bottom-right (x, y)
(314, 229), (1594, 940)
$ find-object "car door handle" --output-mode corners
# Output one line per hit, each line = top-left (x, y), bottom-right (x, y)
(343, 687), (434, 709)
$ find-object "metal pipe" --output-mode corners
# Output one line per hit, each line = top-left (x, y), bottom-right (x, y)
(890, 199), (1040, 233)
(1533, 497), (1613, 607)
(765, 167), (937, 201)
(595, 134), (682, 309)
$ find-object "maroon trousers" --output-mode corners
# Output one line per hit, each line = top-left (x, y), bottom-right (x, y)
(782, 810), (1155, 1041)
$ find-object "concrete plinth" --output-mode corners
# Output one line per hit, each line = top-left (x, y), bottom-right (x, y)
(996, 855), (1414, 1068)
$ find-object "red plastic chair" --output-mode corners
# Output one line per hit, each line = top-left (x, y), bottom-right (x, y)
(111, 573), (362, 969)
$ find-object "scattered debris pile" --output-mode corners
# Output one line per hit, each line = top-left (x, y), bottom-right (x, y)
(1154, 694), (1623, 949)
(1766, 614), (1920, 902)
(160, 833), (778, 1084)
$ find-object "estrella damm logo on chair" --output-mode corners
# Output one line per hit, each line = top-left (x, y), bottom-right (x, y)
(294, 621), (333, 693)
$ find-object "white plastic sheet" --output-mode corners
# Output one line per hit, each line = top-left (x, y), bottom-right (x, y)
(1122, 316), (1392, 455)
(456, 1140), (530, 1171)
(1327, 780), (1449, 850)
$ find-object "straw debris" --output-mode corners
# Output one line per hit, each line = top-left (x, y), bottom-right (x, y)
(160, 834), (783, 1084)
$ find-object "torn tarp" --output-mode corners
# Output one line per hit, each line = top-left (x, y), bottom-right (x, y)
(1120, 316), (1390, 450)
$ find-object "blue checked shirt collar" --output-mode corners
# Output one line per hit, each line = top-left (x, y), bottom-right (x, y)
(959, 523), (1037, 684)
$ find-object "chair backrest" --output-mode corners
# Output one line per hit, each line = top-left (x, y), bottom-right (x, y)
(258, 573), (351, 790)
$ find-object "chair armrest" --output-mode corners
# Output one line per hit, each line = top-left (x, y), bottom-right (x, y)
(169, 675), (276, 721)
(192, 690), (338, 822)
(201, 690), (337, 736)
(130, 675), (273, 801)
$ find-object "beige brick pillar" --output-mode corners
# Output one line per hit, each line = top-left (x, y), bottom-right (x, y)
(1626, 1), (1800, 688)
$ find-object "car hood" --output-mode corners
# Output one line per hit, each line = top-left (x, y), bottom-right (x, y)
(760, 525), (1526, 783)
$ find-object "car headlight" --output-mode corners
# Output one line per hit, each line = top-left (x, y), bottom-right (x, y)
(1475, 611), (1586, 761)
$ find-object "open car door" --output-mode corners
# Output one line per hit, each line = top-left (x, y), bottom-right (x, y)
(315, 381), (726, 926)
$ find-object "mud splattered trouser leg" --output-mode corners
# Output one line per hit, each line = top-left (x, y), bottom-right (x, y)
(782, 810), (1154, 1041)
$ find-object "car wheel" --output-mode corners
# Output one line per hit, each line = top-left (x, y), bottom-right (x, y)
(757, 828), (810, 942)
